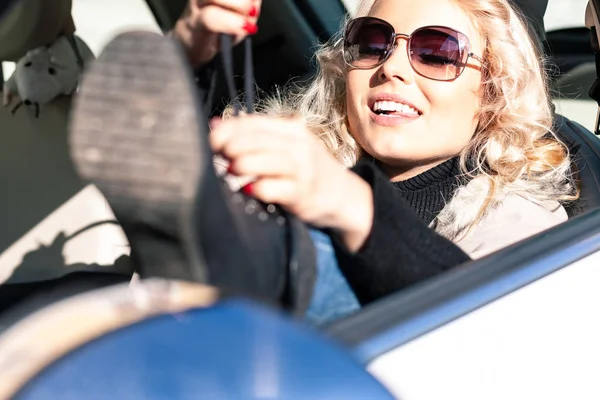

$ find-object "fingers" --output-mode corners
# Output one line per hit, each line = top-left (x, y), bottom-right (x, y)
(210, 116), (301, 155)
(186, 1), (259, 36)
(195, 0), (259, 17)
(219, 130), (294, 162)
(228, 151), (298, 178)
(174, 0), (262, 66)
(187, 6), (256, 36)
(248, 178), (298, 207)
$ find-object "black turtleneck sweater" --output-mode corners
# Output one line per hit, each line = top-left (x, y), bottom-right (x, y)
(389, 157), (464, 225)
(331, 157), (471, 305)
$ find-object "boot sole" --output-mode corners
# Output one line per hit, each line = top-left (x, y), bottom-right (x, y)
(69, 32), (208, 282)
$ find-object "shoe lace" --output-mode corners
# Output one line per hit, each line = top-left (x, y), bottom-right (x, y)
(219, 36), (317, 313)
(219, 34), (254, 115)
(218, 35), (286, 224)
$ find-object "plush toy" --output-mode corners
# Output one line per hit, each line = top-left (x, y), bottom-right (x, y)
(2, 34), (94, 118)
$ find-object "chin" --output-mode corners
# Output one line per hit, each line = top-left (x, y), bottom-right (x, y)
(367, 139), (430, 162)
(367, 141), (449, 165)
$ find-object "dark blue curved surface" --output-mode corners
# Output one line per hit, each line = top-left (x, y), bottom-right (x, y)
(16, 300), (392, 400)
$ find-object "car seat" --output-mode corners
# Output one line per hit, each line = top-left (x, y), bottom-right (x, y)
(518, 0), (600, 216)
(554, 0), (600, 216)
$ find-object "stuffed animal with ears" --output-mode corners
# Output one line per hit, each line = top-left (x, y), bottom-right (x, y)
(2, 34), (94, 118)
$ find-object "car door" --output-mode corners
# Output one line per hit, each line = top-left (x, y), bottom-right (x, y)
(326, 208), (600, 400)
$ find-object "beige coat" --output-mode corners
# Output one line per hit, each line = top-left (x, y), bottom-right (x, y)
(431, 177), (568, 259)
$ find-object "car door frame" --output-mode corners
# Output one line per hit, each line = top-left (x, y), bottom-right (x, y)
(325, 208), (600, 363)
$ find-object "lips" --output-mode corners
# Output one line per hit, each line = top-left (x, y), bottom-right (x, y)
(368, 93), (423, 116)
(372, 101), (420, 116)
(367, 93), (422, 127)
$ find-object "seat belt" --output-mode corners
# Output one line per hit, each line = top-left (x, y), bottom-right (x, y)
(586, 0), (600, 135)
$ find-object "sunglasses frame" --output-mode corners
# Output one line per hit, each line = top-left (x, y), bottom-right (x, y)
(343, 17), (484, 82)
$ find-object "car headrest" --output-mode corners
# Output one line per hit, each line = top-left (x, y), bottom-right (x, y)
(511, 0), (548, 51)
(586, 0), (600, 44)
(512, 0), (548, 39)
(0, 0), (75, 62)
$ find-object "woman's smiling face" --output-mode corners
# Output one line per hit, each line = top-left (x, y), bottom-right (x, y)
(345, 0), (484, 180)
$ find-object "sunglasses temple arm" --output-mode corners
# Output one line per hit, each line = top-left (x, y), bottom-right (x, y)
(468, 52), (484, 64)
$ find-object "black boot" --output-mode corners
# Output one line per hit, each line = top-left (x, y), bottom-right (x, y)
(68, 31), (315, 314)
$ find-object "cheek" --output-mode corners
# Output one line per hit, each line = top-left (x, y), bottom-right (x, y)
(345, 71), (364, 133)
(461, 70), (482, 119)
(425, 75), (481, 137)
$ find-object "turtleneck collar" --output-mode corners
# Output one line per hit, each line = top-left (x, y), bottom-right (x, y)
(391, 157), (462, 192)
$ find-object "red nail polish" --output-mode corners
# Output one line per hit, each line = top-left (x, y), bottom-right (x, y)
(227, 164), (234, 174)
(249, 5), (258, 17)
(243, 21), (258, 35)
(242, 183), (254, 195)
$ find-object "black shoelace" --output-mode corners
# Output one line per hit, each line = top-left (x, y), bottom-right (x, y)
(218, 34), (284, 222)
(220, 34), (254, 115)
(219, 35), (317, 314)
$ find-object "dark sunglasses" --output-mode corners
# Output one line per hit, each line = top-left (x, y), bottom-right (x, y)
(343, 17), (484, 81)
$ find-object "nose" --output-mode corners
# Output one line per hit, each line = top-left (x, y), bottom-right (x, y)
(377, 39), (415, 84)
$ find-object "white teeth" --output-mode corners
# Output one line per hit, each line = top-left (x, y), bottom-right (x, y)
(373, 101), (419, 115)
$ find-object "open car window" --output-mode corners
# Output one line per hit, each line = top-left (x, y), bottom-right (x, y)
(2, 0), (160, 81)
(546, 0), (588, 31)
(546, 0), (597, 131)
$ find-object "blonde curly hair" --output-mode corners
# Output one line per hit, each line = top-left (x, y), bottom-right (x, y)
(253, 0), (578, 231)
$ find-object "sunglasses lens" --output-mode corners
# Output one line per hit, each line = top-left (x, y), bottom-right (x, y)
(410, 27), (469, 80)
(344, 18), (394, 68)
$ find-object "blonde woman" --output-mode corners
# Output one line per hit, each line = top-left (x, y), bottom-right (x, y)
(235, 0), (576, 256)
(69, 0), (577, 324)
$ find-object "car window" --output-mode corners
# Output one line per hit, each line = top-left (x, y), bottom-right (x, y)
(547, 0), (597, 131)
(340, 0), (357, 15)
(2, 0), (160, 78)
(72, 0), (160, 54)
(546, 0), (587, 31)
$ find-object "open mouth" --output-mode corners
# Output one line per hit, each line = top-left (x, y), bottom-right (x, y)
(371, 101), (422, 117)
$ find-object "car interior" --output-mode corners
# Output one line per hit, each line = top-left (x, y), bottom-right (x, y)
(1, 0), (600, 357)
(0, 0), (131, 294)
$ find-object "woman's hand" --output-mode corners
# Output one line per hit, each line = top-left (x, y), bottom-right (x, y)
(171, 0), (262, 68)
(210, 115), (374, 252)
